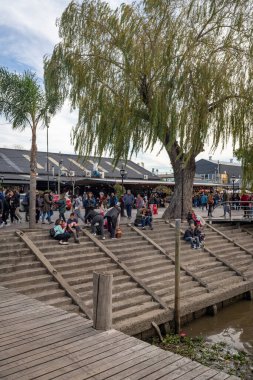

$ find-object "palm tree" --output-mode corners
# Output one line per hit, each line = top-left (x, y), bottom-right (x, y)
(0, 68), (56, 228)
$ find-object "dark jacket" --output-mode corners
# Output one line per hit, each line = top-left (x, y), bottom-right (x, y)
(105, 206), (121, 219)
(86, 209), (99, 221)
(184, 228), (195, 239)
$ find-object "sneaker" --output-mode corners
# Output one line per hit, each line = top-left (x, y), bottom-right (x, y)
(142, 227), (146, 230)
(150, 226), (153, 230)
(102, 236), (105, 240)
(62, 241), (69, 245)
(111, 237), (117, 240)
(75, 239), (80, 244)
(59, 240), (64, 245)
(92, 233), (96, 236)
(0, 223), (4, 229)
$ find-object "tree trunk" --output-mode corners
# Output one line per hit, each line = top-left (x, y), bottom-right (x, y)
(162, 151), (196, 220)
(29, 125), (37, 229)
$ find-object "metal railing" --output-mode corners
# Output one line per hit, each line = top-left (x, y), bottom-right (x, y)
(212, 200), (253, 221)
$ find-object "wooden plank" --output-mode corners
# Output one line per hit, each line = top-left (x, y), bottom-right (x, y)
(1, 331), (124, 378)
(93, 347), (170, 380)
(193, 369), (220, 380)
(117, 354), (183, 380)
(35, 341), (153, 380)
(209, 373), (230, 379)
(0, 321), (93, 361)
(8, 336), (140, 380)
(0, 328), (97, 368)
(0, 318), (86, 350)
(170, 364), (211, 380)
(83, 228), (169, 310)
(138, 358), (198, 380)
(16, 230), (93, 319)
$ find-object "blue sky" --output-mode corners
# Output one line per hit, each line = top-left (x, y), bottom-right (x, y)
(0, 0), (236, 172)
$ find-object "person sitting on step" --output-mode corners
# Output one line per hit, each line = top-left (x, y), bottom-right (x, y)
(53, 219), (71, 245)
(66, 212), (81, 244)
(141, 207), (153, 230)
(183, 223), (200, 249)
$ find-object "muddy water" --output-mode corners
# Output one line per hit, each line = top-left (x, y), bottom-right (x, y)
(185, 299), (253, 354)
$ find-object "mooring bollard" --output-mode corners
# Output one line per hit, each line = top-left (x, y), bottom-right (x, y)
(174, 219), (181, 334)
(93, 271), (113, 330)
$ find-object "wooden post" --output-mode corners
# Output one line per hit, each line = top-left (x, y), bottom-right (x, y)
(93, 272), (113, 330)
(174, 219), (181, 334)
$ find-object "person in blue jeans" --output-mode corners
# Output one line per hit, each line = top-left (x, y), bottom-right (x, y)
(123, 190), (134, 219)
(141, 207), (153, 230)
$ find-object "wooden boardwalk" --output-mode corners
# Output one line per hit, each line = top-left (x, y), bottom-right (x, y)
(0, 287), (239, 380)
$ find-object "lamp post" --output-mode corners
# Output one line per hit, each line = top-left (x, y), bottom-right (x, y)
(46, 123), (49, 190)
(231, 175), (236, 198)
(120, 165), (127, 194)
(58, 159), (63, 195)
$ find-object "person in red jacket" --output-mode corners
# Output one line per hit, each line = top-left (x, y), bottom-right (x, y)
(241, 193), (250, 218)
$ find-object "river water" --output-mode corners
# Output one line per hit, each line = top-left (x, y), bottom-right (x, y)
(185, 299), (253, 355)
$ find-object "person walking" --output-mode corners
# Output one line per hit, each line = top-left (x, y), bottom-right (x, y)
(73, 195), (86, 224)
(56, 194), (66, 222)
(42, 190), (53, 224)
(13, 189), (22, 222)
(83, 192), (96, 224)
(207, 193), (214, 218)
(123, 190), (134, 219)
(136, 194), (144, 210)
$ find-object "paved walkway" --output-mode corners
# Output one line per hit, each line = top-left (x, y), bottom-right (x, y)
(1, 205), (251, 234)
(0, 286), (240, 380)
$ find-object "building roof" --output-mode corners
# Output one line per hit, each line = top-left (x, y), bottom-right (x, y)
(0, 147), (159, 181)
(196, 158), (242, 178)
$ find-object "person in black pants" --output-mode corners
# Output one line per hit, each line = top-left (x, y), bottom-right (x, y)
(104, 205), (121, 239)
(87, 209), (105, 240)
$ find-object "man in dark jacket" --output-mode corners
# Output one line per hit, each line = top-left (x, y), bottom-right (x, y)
(86, 209), (105, 239)
(183, 223), (200, 249)
(104, 205), (121, 239)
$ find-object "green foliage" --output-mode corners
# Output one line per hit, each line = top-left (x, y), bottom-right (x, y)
(0, 68), (52, 131)
(114, 182), (125, 197)
(155, 334), (252, 379)
(235, 143), (253, 190)
(45, 0), (253, 163)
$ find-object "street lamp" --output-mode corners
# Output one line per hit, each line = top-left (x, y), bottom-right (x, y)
(231, 175), (236, 198)
(58, 159), (63, 195)
(120, 165), (127, 194)
(46, 123), (49, 190)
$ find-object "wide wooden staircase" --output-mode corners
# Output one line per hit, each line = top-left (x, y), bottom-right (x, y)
(0, 220), (252, 334)
(0, 231), (79, 313)
(141, 220), (246, 291)
(31, 229), (168, 330)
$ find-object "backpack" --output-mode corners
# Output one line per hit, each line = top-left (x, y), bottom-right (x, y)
(49, 228), (56, 238)
(208, 195), (214, 205)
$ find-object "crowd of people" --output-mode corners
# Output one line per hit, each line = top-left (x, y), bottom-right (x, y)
(0, 187), (159, 242)
(192, 190), (253, 218)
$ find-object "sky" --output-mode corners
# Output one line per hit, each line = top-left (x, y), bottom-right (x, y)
(0, 0), (237, 173)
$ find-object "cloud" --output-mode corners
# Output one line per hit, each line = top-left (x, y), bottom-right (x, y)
(0, 0), (239, 170)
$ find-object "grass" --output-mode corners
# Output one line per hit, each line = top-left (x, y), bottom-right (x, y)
(153, 334), (253, 379)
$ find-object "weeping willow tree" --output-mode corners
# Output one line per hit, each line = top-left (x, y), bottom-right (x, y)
(44, 0), (253, 219)
(235, 143), (253, 190)
(0, 68), (56, 228)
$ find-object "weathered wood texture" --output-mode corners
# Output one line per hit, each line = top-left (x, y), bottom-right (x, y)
(93, 271), (113, 330)
(0, 286), (240, 380)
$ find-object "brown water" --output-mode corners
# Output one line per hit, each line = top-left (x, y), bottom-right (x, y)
(185, 299), (253, 354)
